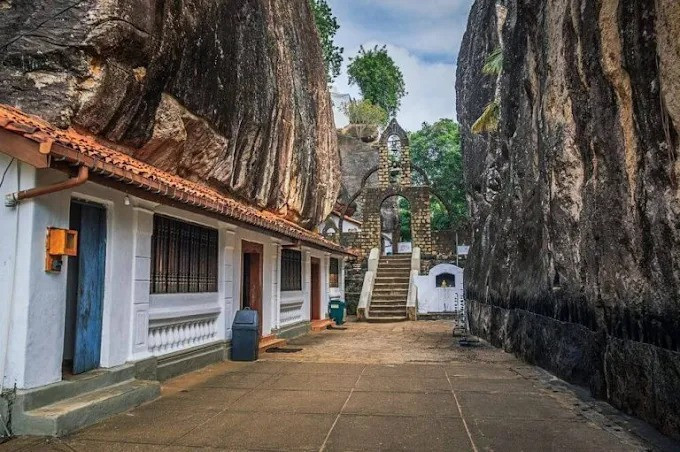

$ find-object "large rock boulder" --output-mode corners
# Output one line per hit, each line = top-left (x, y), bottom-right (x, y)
(457, 0), (680, 438)
(0, 0), (339, 228)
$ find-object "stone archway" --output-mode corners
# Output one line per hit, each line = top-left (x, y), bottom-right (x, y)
(380, 194), (412, 255)
(360, 185), (432, 256)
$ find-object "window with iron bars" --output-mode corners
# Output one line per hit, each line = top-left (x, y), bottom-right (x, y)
(151, 215), (218, 294)
(329, 258), (340, 288)
(281, 249), (302, 291)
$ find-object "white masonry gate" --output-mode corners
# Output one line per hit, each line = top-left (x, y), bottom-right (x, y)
(415, 263), (465, 324)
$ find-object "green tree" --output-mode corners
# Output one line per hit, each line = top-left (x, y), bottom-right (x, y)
(309, 0), (344, 82)
(347, 45), (406, 116)
(399, 197), (412, 242)
(409, 119), (467, 230)
(343, 99), (388, 127)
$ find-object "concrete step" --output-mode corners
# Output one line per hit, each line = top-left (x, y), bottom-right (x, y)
(13, 379), (160, 436)
(366, 316), (408, 323)
(371, 297), (408, 304)
(376, 271), (411, 282)
(258, 335), (286, 352)
(373, 288), (408, 294)
(311, 319), (334, 332)
(380, 254), (411, 260)
(369, 300), (408, 307)
(17, 364), (137, 413)
(377, 268), (411, 275)
(378, 264), (411, 270)
(374, 282), (409, 289)
(372, 295), (408, 301)
(378, 265), (411, 273)
(370, 307), (408, 316)
(374, 277), (411, 284)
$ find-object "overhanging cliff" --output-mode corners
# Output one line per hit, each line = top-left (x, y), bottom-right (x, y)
(457, 0), (680, 438)
(0, 0), (339, 227)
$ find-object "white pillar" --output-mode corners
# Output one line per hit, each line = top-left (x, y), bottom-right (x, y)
(270, 240), (281, 330)
(222, 227), (236, 340)
(303, 249), (311, 320)
(129, 207), (153, 360)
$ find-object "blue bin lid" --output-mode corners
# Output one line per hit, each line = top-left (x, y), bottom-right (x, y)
(232, 309), (259, 330)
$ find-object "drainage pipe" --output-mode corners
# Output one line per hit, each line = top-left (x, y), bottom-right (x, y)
(5, 166), (89, 207)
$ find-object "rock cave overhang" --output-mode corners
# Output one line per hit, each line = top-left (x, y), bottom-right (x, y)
(0, 105), (354, 258)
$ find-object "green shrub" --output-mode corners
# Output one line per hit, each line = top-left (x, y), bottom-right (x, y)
(343, 99), (389, 127)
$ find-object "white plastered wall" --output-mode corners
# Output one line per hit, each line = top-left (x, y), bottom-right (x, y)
(0, 158), (341, 389)
(1, 165), (136, 389)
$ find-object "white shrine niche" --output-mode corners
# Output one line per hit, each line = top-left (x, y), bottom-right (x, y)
(415, 264), (465, 316)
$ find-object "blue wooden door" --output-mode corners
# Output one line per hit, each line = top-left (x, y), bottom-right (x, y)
(73, 202), (107, 374)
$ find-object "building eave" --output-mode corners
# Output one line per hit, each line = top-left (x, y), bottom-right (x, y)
(0, 105), (356, 257)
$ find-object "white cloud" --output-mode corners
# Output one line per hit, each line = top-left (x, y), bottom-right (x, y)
(333, 43), (456, 131)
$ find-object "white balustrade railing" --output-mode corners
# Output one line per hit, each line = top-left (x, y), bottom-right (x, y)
(148, 315), (218, 356)
(280, 301), (304, 327)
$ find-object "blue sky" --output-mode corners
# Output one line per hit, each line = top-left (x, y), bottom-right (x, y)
(328, 0), (475, 131)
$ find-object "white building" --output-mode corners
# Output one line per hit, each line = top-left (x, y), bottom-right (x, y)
(0, 105), (350, 435)
(330, 87), (351, 129)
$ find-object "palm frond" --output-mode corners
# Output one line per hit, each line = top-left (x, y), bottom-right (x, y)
(482, 47), (503, 77)
(471, 100), (500, 134)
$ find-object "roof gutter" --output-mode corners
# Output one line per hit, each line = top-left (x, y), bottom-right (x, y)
(5, 165), (89, 207)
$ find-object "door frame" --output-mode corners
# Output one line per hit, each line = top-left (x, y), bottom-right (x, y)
(310, 257), (321, 321)
(241, 240), (264, 337)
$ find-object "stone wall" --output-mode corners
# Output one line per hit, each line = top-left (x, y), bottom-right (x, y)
(457, 0), (680, 438)
(337, 129), (380, 219)
(343, 258), (366, 315)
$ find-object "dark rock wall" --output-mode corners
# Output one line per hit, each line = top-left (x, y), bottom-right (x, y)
(0, 0), (339, 227)
(337, 128), (380, 219)
(457, 0), (680, 438)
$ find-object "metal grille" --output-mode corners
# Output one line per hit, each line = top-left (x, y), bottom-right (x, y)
(281, 249), (302, 291)
(151, 215), (218, 294)
(329, 258), (340, 288)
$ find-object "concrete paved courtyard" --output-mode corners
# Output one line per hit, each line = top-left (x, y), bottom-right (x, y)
(2, 320), (676, 451)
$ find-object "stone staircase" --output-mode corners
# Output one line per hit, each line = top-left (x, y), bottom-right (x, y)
(368, 254), (412, 322)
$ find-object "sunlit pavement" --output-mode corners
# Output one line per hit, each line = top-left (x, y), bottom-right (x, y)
(2, 319), (674, 451)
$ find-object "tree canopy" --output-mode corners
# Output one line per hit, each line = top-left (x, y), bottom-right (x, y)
(347, 46), (406, 116)
(309, 0), (343, 82)
(409, 119), (468, 230)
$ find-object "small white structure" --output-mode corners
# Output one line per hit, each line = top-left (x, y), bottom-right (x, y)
(320, 211), (362, 235)
(415, 264), (465, 315)
(397, 242), (413, 254)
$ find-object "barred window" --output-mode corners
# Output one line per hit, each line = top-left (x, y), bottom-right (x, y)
(151, 215), (218, 294)
(329, 258), (340, 288)
(281, 249), (302, 291)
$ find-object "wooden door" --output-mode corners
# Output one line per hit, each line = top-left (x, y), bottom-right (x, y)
(241, 241), (263, 336)
(310, 258), (321, 320)
(70, 201), (107, 374)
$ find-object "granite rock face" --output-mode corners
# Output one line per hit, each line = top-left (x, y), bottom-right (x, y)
(457, 0), (680, 438)
(0, 0), (339, 227)
(336, 126), (380, 219)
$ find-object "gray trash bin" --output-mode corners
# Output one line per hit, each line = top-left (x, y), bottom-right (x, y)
(231, 308), (259, 361)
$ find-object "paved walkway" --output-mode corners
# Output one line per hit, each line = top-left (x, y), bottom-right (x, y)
(2, 320), (676, 451)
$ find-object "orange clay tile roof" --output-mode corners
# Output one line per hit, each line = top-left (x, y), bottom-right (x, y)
(0, 104), (354, 256)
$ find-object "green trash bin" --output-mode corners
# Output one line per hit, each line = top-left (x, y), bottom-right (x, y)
(328, 297), (346, 325)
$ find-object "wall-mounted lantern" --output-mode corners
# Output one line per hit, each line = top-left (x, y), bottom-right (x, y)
(45, 228), (78, 272)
